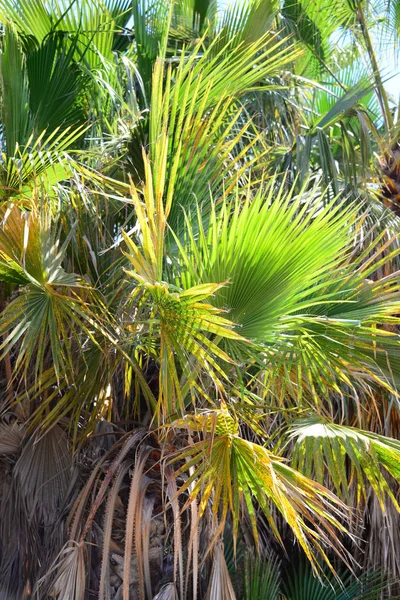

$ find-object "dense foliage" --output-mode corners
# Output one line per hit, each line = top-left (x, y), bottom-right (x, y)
(0, 0), (400, 598)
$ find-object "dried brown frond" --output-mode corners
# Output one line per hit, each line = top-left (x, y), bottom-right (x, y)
(152, 583), (179, 600)
(204, 542), (237, 600)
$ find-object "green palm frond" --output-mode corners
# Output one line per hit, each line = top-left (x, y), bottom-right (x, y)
(0, 0), (51, 43)
(121, 148), (245, 418)
(171, 415), (350, 571)
(170, 0), (217, 41)
(290, 416), (400, 509)
(0, 26), (88, 149)
(243, 552), (281, 600)
(174, 177), (353, 341)
(282, 558), (393, 600)
(0, 204), (100, 381)
(215, 0), (279, 52)
(132, 0), (172, 92)
(1, 127), (86, 199)
(0, 25), (31, 154)
(174, 177), (400, 405)
(0, 1), (398, 596)
(52, 0), (131, 68)
(25, 33), (88, 134)
(280, 0), (355, 77)
(125, 26), (301, 232)
(0, 0), (132, 66)
(281, 0), (328, 72)
(0, 25), (89, 197)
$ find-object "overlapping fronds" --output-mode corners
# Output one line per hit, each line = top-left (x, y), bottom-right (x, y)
(0, 26), (89, 196)
(0, 0), (398, 597)
(0, 0), (132, 66)
(122, 146), (245, 418)
(126, 24), (302, 233)
(174, 176), (400, 406)
(170, 409), (350, 572)
(0, 204), (99, 381)
(175, 178), (352, 339)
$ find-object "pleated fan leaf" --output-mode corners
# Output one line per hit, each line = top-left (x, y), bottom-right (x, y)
(175, 177), (400, 403)
(14, 425), (72, 523)
(0, 421), (24, 455)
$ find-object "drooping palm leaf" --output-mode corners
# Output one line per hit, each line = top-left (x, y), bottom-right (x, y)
(170, 409), (350, 572)
(0, 204), (100, 382)
(290, 416), (400, 509)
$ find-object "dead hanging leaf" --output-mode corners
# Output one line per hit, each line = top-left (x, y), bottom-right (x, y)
(38, 540), (87, 600)
(123, 446), (153, 600)
(152, 583), (179, 599)
(0, 421), (24, 455)
(98, 463), (132, 600)
(14, 425), (72, 523)
(204, 543), (237, 600)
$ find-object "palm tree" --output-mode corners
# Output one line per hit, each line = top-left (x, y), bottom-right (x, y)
(0, 1), (399, 599)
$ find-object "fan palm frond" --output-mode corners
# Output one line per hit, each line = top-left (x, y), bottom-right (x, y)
(170, 410), (350, 572)
(14, 425), (73, 523)
(290, 416), (400, 509)
(0, 204), (100, 382)
(282, 558), (393, 600)
(174, 176), (400, 407)
(243, 552), (281, 600)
